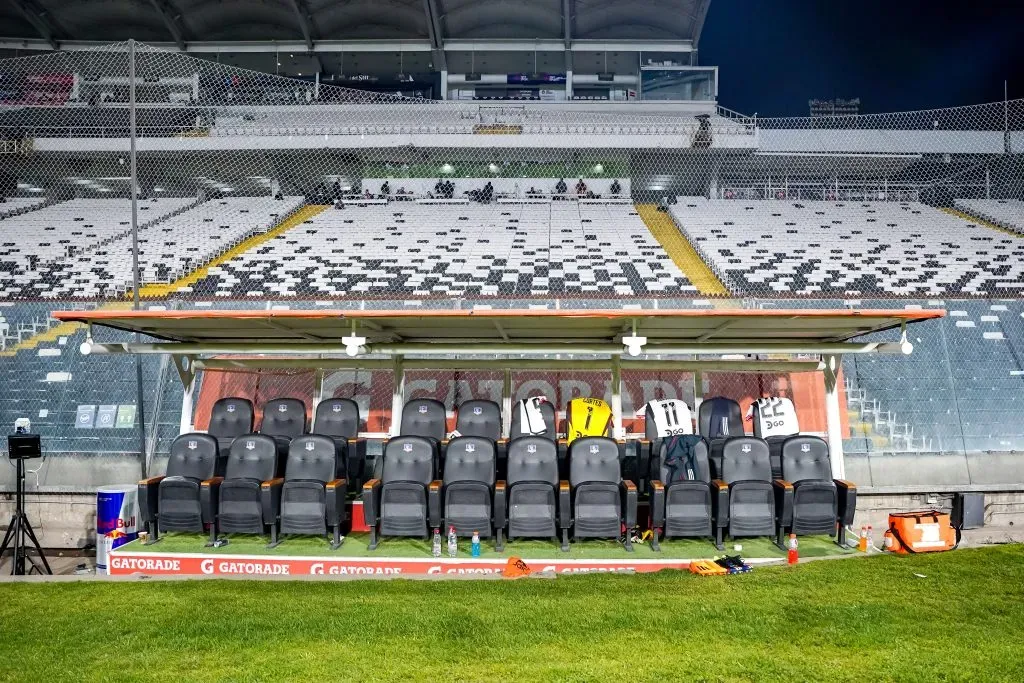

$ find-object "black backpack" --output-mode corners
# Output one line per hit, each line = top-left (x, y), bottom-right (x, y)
(662, 435), (705, 484)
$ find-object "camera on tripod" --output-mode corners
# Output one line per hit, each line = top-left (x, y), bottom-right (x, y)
(2, 417), (51, 575)
(9, 418), (41, 460)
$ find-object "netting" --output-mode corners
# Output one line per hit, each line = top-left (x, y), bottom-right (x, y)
(1, 41), (1023, 489)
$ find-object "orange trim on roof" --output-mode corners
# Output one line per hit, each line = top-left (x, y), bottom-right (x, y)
(51, 307), (946, 323)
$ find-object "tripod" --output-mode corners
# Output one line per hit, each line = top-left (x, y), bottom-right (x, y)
(0, 458), (52, 575)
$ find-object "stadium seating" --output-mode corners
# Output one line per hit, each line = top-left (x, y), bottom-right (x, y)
(187, 202), (698, 298)
(565, 436), (637, 551)
(207, 397), (254, 458)
(362, 435), (439, 550)
(649, 436), (726, 550)
(510, 398), (557, 441)
(312, 398), (367, 488)
(670, 199), (1024, 296)
(0, 198), (193, 298)
(0, 197), (46, 220)
(717, 437), (776, 541)
(267, 434), (347, 549)
(777, 435), (856, 546)
(138, 433), (218, 542)
(259, 397), (307, 460)
(439, 436), (503, 548)
(955, 199), (1024, 235)
(213, 434), (279, 540)
(504, 436), (562, 542)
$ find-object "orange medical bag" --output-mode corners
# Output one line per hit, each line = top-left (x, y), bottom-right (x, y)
(883, 511), (960, 554)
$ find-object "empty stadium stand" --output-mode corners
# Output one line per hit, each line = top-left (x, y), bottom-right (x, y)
(187, 201), (698, 298)
(0, 196), (303, 299)
(670, 199), (1024, 296)
(955, 199), (1024, 235)
(0, 197), (47, 219)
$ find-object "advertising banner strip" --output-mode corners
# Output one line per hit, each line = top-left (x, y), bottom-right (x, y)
(108, 551), (785, 577)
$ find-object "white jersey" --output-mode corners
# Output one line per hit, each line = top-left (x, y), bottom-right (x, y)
(640, 399), (693, 437)
(748, 397), (799, 438)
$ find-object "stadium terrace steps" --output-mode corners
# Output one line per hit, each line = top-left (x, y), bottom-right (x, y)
(634, 204), (730, 297)
(144, 203), (330, 298)
(942, 206), (1023, 238)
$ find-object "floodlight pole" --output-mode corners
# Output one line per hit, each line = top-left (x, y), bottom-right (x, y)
(128, 39), (149, 477)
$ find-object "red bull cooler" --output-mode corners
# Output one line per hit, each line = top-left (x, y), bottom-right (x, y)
(97, 485), (138, 575)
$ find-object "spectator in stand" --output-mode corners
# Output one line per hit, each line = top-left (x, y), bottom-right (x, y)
(363, 189), (373, 200)
(610, 179), (622, 195)
(332, 180), (342, 201)
(444, 180), (454, 199)
(274, 191), (284, 201)
(380, 180), (390, 196)
(555, 178), (567, 194)
(482, 182), (494, 204)
(575, 179), (587, 195)
(434, 178), (444, 196)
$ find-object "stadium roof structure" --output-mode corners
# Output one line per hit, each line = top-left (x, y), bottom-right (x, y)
(55, 307), (941, 359)
(0, 0), (711, 53)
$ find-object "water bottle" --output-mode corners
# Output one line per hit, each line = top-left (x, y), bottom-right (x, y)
(471, 530), (481, 557)
(431, 528), (442, 558)
(787, 533), (799, 565)
(447, 525), (458, 558)
(857, 525), (868, 552)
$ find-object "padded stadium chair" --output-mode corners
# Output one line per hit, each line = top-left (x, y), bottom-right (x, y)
(639, 399), (694, 489)
(648, 436), (727, 551)
(715, 436), (776, 542)
(264, 435), (347, 549)
(509, 399), (557, 440)
(776, 436), (857, 547)
(206, 434), (279, 544)
(312, 398), (367, 489)
(138, 433), (219, 544)
(565, 436), (637, 552)
(362, 435), (439, 550)
(207, 397), (254, 463)
(698, 396), (744, 478)
(437, 436), (504, 549)
(455, 399), (506, 476)
(399, 397), (447, 464)
(504, 436), (562, 544)
(455, 400), (501, 440)
(259, 397), (307, 466)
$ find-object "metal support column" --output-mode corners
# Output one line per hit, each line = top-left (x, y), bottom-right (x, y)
(823, 354), (846, 479)
(128, 39), (150, 477)
(390, 355), (405, 437)
(502, 368), (512, 439)
(610, 356), (623, 439)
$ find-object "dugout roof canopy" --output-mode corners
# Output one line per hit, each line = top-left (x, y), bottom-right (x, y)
(53, 307), (943, 359)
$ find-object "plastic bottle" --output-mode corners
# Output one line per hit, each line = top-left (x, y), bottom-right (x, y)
(866, 525), (873, 552)
(447, 525), (458, 558)
(857, 525), (868, 552)
(471, 530), (481, 557)
(787, 533), (799, 565)
(431, 528), (442, 558)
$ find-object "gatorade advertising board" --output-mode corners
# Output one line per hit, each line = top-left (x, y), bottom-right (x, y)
(566, 397), (612, 445)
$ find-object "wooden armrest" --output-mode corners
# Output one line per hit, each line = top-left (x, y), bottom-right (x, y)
(326, 478), (347, 491)
(495, 480), (506, 492)
(260, 477), (285, 490)
(347, 438), (361, 444)
(651, 480), (665, 491)
(200, 476), (224, 487)
(622, 479), (637, 492)
(362, 478), (381, 491)
(139, 476), (165, 486)
(429, 480), (442, 493)
(711, 479), (729, 491)
(559, 480), (570, 492)
(772, 479), (794, 490)
(834, 479), (857, 490)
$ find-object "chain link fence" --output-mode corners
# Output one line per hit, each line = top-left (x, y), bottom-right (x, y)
(0, 42), (1022, 491)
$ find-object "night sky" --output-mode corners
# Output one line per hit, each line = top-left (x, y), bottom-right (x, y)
(700, 0), (1024, 116)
